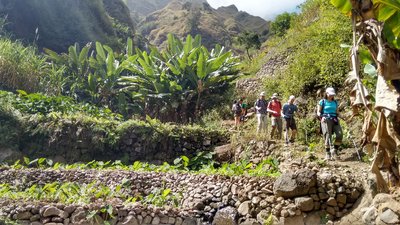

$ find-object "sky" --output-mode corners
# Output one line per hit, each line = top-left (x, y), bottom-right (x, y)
(207, 0), (306, 20)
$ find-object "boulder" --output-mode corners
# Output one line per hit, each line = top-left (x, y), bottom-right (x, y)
(118, 215), (139, 225)
(43, 206), (67, 218)
(214, 144), (233, 162)
(295, 197), (314, 212)
(212, 206), (238, 225)
(273, 168), (317, 198)
(238, 201), (251, 216)
(379, 209), (399, 224)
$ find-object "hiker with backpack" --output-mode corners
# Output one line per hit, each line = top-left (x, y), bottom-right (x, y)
(232, 99), (242, 127)
(317, 87), (343, 160)
(282, 95), (298, 145)
(254, 92), (268, 134)
(267, 93), (282, 139)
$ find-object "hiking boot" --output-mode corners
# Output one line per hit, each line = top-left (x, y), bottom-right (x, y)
(324, 153), (331, 160)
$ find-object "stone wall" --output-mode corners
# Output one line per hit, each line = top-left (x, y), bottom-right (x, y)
(0, 165), (364, 225)
(6, 118), (228, 164)
(0, 201), (198, 225)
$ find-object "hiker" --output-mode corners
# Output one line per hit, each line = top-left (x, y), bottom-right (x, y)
(254, 92), (268, 134)
(282, 95), (298, 145)
(317, 87), (343, 160)
(240, 97), (247, 122)
(267, 93), (282, 139)
(232, 99), (242, 127)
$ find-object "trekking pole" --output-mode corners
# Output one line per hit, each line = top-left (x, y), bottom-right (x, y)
(348, 132), (362, 161)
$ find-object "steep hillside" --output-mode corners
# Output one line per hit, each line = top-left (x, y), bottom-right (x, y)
(239, 0), (352, 99)
(136, 0), (269, 49)
(0, 0), (134, 52)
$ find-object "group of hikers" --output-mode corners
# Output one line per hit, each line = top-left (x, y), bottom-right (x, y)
(232, 87), (343, 160)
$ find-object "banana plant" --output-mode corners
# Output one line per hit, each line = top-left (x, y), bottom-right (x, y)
(164, 34), (240, 117)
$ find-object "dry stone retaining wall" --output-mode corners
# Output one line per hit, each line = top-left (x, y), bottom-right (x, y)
(0, 165), (363, 225)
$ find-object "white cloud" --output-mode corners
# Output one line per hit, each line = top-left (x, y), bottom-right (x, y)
(207, 0), (306, 19)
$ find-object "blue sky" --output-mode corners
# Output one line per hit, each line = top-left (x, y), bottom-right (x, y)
(207, 0), (306, 19)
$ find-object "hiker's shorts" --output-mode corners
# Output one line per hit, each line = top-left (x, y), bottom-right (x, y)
(284, 117), (296, 130)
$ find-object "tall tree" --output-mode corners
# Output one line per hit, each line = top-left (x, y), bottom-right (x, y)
(237, 32), (261, 60)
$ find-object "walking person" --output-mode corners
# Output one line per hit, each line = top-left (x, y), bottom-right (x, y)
(267, 93), (282, 139)
(282, 95), (298, 146)
(232, 99), (242, 128)
(254, 92), (268, 134)
(240, 97), (247, 122)
(317, 87), (343, 160)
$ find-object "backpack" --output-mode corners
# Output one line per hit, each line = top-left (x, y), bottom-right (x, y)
(232, 103), (241, 114)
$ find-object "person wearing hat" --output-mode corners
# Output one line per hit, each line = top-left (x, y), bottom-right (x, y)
(317, 87), (343, 160)
(282, 95), (298, 145)
(254, 92), (268, 134)
(267, 93), (282, 139)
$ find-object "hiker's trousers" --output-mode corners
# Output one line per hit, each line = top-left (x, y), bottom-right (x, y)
(321, 118), (343, 148)
(257, 114), (267, 133)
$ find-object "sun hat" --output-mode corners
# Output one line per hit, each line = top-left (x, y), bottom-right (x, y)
(260, 92), (265, 96)
(271, 93), (278, 99)
(326, 87), (336, 96)
(289, 95), (295, 100)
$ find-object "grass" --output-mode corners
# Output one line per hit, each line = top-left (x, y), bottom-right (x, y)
(0, 38), (47, 93)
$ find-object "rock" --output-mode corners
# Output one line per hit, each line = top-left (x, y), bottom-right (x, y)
(30, 214), (40, 222)
(273, 169), (317, 198)
(379, 209), (399, 224)
(239, 218), (259, 225)
(143, 215), (152, 224)
(214, 144), (233, 162)
(176, 217), (183, 225)
(182, 218), (197, 225)
(43, 206), (67, 218)
(327, 197), (338, 207)
(256, 210), (270, 223)
(295, 197), (314, 212)
(30, 222), (43, 225)
(336, 194), (347, 205)
(70, 208), (86, 223)
(362, 206), (377, 225)
(252, 196), (261, 204)
(152, 216), (160, 224)
(304, 212), (321, 225)
(118, 215), (139, 225)
(238, 201), (251, 216)
(212, 206), (238, 225)
(318, 192), (329, 200)
(326, 206), (336, 215)
(279, 215), (305, 225)
(15, 211), (33, 220)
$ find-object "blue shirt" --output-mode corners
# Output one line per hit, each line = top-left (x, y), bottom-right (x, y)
(255, 99), (268, 114)
(319, 99), (337, 116)
(282, 103), (297, 118)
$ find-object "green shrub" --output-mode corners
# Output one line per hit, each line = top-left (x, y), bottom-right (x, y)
(262, 0), (352, 97)
(0, 39), (48, 93)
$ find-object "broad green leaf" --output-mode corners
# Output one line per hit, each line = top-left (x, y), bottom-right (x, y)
(374, 0), (400, 11)
(330, 0), (352, 14)
(78, 46), (90, 64)
(126, 37), (133, 56)
(376, 3), (397, 21)
(364, 64), (377, 76)
(197, 51), (205, 78)
(96, 42), (106, 62)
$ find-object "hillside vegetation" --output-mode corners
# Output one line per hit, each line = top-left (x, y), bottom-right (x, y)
(0, 0), (134, 52)
(254, 0), (352, 98)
